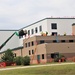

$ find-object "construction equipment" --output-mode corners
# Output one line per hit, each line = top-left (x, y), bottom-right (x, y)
(0, 32), (19, 50)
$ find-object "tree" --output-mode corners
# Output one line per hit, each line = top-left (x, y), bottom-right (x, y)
(1, 49), (14, 62)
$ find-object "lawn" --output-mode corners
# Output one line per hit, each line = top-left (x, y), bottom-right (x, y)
(0, 64), (75, 75)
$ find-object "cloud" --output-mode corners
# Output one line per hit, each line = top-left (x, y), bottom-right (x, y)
(0, 0), (75, 29)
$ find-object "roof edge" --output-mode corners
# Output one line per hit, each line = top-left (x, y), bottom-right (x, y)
(20, 17), (75, 30)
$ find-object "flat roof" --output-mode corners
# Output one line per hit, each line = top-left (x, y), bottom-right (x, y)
(20, 17), (75, 30)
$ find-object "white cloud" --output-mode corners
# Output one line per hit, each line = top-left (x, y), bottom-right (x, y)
(0, 0), (75, 29)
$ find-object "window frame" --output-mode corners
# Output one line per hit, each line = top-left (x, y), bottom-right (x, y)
(40, 40), (45, 44)
(51, 23), (57, 29)
(42, 54), (44, 59)
(29, 50), (31, 55)
(32, 50), (34, 54)
(35, 27), (38, 33)
(28, 42), (30, 47)
(31, 29), (34, 34)
(28, 30), (30, 35)
(39, 26), (42, 32)
(31, 41), (34, 46)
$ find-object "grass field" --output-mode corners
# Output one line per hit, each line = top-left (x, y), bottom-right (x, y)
(0, 64), (75, 75)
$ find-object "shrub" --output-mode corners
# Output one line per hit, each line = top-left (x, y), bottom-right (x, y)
(23, 56), (30, 66)
(14, 56), (23, 65)
(54, 54), (66, 62)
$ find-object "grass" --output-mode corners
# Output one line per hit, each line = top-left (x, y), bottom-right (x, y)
(0, 64), (75, 75)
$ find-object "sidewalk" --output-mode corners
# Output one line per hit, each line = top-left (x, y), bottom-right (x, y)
(0, 62), (75, 71)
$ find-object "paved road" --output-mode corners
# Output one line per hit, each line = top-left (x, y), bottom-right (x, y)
(0, 62), (75, 71)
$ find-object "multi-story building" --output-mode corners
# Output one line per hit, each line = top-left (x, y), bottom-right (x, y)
(0, 18), (75, 64)
(19, 18), (75, 46)
(12, 35), (75, 64)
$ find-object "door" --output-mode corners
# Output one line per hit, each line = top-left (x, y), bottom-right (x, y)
(37, 55), (40, 63)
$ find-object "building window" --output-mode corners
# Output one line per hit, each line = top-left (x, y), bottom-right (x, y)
(28, 30), (30, 35)
(51, 53), (55, 58)
(25, 43), (27, 47)
(31, 41), (34, 46)
(51, 53), (59, 58)
(14, 53), (16, 57)
(53, 40), (57, 43)
(52, 32), (57, 36)
(28, 42), (30, 47)
(39, 26), (42, 32)
(35, 27), (38, 33)
(40, 40), (45, 44)
(61, 40), (65, 42)
(51, 23), (57, 29)
(29, 50), (31, 55)
(42, 54), (44, 59)
(32, 50), (34, 54)
(69, 40), (74, 42)
(31, 29), (34, 34)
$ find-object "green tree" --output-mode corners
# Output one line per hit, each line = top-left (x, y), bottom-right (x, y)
(1, 49), (14, 62)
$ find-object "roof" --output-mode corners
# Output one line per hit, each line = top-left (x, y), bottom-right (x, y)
(0, 46), (23, 54)
(20, 17), (75, 30)
(12, 46), (23, 51)
(0, 30), (19, 31)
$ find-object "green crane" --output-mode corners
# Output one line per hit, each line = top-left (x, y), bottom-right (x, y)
(0, 32), (19, 50)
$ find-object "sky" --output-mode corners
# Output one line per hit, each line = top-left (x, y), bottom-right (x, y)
(0, 0), (75, 29)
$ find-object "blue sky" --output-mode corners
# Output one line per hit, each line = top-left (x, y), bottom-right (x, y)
(0, 0), (75, 29)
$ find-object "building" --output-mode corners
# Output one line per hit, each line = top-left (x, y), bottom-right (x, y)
(19, 18), (75, 46)
(12, 35), (75, 64)
(0, 18), (75, 64)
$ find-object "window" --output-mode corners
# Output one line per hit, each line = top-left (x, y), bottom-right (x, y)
(40, 40), (44, 44)
(51, 53), (55, 58)
(31, 29), (34, 34)
(42, 54), (44, 59)
(28, 30), (30, 35)
(53, 40), (57, 43)
(32, 50), (34, 54)
(25, 43), (27, 47)
(14, 53), (16, 57)
(35, 27), (38, 33)
(28, 42), (30, 47)
(61, 40), (65, 42)
(51, 23), (57, 29)
(69, 40), (74, 42)
(52, 32), (57, 36)
(31, 41), (34, 46)
(51, 53), (59, 58)
(29, 50), (31, 55)
(39, 26), (42, 32)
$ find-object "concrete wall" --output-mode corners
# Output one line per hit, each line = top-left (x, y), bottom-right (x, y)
(47, 18), (75, 35)
(46, 43), (75, 58)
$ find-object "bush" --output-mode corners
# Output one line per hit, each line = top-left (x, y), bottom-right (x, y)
(23, 56), (30, 66)
(54, 54), (66, 62)
(14, 56), (23, 65)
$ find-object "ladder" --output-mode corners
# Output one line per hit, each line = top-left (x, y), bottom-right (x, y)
(31, 41), (37, 64)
